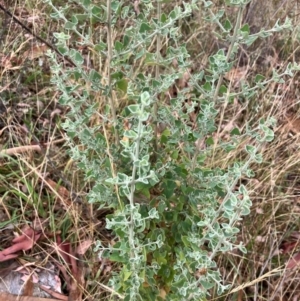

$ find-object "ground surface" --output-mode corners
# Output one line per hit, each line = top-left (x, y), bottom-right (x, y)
(1, 1), (300, 300)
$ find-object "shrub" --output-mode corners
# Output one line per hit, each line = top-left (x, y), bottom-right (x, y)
(44, 0), (297, 300)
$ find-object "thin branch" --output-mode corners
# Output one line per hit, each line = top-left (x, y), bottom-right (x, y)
(106, 0), (119, 145)
(0, 3), (76, 67)
(152, 0), (162, 159)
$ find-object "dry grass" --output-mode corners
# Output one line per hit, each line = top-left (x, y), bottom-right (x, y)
(2, 0), (300, 300)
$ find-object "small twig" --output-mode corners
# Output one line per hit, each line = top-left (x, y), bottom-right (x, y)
(0, 3), (76, 67)
(152, 0), (162, 161)
(0, 144), (42, 157)
(106, 0), (119, 145)
(0, 139), (65, 157)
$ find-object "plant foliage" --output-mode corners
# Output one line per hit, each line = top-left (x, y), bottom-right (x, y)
(44, 0), (298, 300)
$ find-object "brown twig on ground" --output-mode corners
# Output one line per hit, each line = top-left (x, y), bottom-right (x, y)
(0, 3), (76, 68)
(0, 139), (65, 157)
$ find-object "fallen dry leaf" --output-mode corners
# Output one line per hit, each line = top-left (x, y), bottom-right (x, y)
(279, 232), (300, 269)
(76, 239), (92, 255)
(23, 45), (48, 61)
(281, 241), (298, 254)
(45, 179), (71, 208)
(0, 227), (41, 262)
(286, 252), (300, 269)
(22, 274), (34, 297)
(53, 236), (86, 301)
(38, 285), (68, 301)
(50, 109), (62, 119)
(286, 115), (300, 134)
(224, 66), (248, 87)
(67, 253), (86, 301)
(55, 236), (77, 274)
